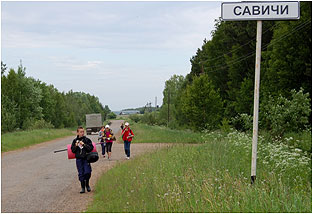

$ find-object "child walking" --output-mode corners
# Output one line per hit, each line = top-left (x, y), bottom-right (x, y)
(121, 122), (134, 160)
(98, 126), (106, 158)
(104, 125), (115, 160)
(71, 127), (94, 193)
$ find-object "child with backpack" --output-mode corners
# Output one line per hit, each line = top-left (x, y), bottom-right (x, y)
(121, 122), (134, 160)
(103, 125), (116, 160)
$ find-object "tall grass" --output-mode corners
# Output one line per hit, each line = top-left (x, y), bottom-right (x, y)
(129, 123), (204, 144)
(283, 130), (312, 153)
(87, 130), (311, 213)
(1, 128), (74, 152)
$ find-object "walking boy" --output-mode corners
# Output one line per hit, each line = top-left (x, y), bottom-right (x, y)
(71, 127), (94, 193)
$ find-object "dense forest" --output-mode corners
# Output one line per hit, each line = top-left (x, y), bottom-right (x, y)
(141, 1), (311, 136)
(1, 62), (111, 133)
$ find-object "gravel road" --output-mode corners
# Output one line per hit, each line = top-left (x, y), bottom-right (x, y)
(1, 120), (167, 212)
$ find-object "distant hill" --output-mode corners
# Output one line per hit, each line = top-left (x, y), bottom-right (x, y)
(112, 106), (159, 115)
(122, 106), (158, 112)
(122, 107), (145, 112)
(113, 110), (140, 115)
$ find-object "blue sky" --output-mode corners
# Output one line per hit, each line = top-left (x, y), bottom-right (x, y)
(2, 1), (221, 110)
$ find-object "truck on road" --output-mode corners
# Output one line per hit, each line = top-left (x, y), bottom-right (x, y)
(86, 113), (102, 135)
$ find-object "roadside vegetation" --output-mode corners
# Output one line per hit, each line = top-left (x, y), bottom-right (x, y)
(1, 62), (113, 133)
(90, 5), (312, 211)
(128, 87), (311, 154)
(1, 62), (115, 151)
(126, 2), (311, 152)
(127, 122), (204, 144)
(1, 128), (74, 152)
(87, 130), (311, 213)
(147, 2), (311, 133)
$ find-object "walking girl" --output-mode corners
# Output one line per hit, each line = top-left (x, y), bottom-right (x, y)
(104, 125), (115, 160)
(121, 122), (134, 160)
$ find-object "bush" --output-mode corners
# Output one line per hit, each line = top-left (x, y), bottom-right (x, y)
(140, 112), (157, 125)
(168, 120), (181, 129)
(181, 74), (223, 131)
(260, 88), (311, 136)
(31, 119), (54, 129)
(107, 112), (117, 119)
(22, 118), (35, 130)
(220, 117), (231, 133)
(1, 96), (17, 132)
(22, 118), (54, 130)
(283, 129), (312, 154)
(129, 114), (142, 123)
(1, 111), (17, 132)
(231, 113), (253, 132)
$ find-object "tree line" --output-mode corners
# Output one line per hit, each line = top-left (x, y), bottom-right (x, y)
(1, 62), (111, 133)
(141, 1), (311, 136)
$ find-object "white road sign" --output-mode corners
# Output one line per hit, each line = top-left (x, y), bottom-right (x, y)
(222, 1), (300, 21)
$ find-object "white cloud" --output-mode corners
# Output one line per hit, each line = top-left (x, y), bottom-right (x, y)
(71, 61), (103, 71)
(49, 56), (104, 71)
(2, 2), (221, 51)
(2, 1), (222, 110)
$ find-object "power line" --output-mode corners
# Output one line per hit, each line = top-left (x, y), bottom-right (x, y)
(205, 19), (311, 73)
(203, 21), (281, 63)
(208, 19), (311, 70)
(261, 19), (311, 50)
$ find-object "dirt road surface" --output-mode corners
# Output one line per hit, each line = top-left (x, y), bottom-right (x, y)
(1, 120), (167, 212)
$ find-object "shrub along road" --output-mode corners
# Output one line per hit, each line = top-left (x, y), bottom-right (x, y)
(1, 120), (168, 212)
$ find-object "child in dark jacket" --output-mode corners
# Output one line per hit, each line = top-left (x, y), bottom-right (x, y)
(71, 126), (94, 193)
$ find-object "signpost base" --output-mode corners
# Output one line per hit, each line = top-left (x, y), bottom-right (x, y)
(251, 175), (256, 184)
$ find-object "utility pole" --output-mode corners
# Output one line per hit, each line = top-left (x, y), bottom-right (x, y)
(167, 88), (170, 127)
(143, 103), (147, 113)
(201, 63), (204, 75)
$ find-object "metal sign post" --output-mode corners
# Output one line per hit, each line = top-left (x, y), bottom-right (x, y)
(221, 1), (300, 184)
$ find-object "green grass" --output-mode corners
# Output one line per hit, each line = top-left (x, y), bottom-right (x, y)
(129, 122), (204, 144)
(283, 130), (312, 153)
(115, 115), (130, 120)
(87, 130), (311, 213)
(1, 128), (74, 152)
(259, 129), (312, 154)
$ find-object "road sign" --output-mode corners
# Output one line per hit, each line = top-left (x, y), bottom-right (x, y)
(222, 1), (300, 21)
(220, 1), (300, 184)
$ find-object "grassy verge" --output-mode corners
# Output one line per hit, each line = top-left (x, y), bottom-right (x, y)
(128, 122), (204, 144)
(259, 129), (312, 154)
(283, 130), (312, 153)
(1, 128), (74, 152)
(87, 130), (311, 212)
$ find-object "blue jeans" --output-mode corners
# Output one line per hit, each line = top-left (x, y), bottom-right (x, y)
(76, 158), (92, 182)
(124, 140), (131, 157)
(100, 142), (106, 155)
